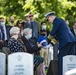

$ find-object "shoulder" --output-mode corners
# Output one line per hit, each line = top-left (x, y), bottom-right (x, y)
(8, 38), (17, 47)
(34, 21), (39, 24)
(6, 26), (12, 29)
(38, 35), (44, 38)
(8, 38), (16, 43)
(21, 36), (25, 40)
(53, 17), (64, 25)
(21, 36), (27, 42)
(37, 35), (44, 41)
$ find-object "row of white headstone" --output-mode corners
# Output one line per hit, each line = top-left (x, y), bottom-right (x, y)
(0, 52), (33, 75)
(0, 52), (76, 75)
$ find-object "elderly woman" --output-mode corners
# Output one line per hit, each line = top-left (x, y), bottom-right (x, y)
(8, 27), (26, 53)
(21, 28), (46, 75)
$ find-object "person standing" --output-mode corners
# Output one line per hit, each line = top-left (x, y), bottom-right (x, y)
(6, 16), (15, 41)
(41, 21), (50, 36)
(0, 17), (8, 47)
(0, 22), (4, 49)
(38, 21), (50, 67)
(29, 13), (40, 42)
(9, 16), (15, 26)
(37, 30), (49, 68)
(45, 12), (76, 75)
(22, 15), (31, 29)
(16, 20), (23, 38)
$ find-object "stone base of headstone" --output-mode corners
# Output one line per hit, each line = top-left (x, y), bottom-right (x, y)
(47, 60), (58, 75)
(65, 68), (76, 75)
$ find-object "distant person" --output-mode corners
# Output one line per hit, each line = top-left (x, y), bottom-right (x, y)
(37, 29), (49, 68)
(0, 22), (4, 49)
(71, 21), (76, 36)
(6, 16), (15, 41)
(29, 13), (40, 41)
(41, 21), (50, 36)
(16, 20), (23, 38)
(41, 21), (58, 61)
(9, 16), (15, 26)
(0, 17), (8, 47)
(45, 11), (76, 75)
(65, 20), (69, 25)
(22, 15), (31, 29)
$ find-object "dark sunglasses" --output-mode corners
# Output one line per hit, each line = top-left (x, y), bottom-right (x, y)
(18, 23), (22, 24)
(29, 15), (33, 17)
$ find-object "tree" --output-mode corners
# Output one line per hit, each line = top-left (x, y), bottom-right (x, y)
(0, 0), (76, 29)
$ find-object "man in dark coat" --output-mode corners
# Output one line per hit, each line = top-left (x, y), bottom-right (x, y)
(0, 23), (4, 49)
(45, 12), (76, 75)
(0, 17), (8, 47)
(28, 13), (40, 41)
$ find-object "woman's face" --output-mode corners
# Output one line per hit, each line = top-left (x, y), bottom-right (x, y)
(27, 30), (32, 36)
(74, 23), (76, 26)
(27, 30), (32, 39)
(18, 21), (22, 28)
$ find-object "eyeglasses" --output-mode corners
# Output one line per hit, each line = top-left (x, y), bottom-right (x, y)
(18, 23), (22, 24)
(29, 15), (33, 17)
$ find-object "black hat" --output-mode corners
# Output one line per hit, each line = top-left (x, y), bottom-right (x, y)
(44, 11), (55, 18)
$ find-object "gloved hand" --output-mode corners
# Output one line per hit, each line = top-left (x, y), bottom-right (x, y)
(46, 38), (54, 46)
(40, 40), (52, 48)
(42, 41), (48, 46)
(40, 40), (48, 46)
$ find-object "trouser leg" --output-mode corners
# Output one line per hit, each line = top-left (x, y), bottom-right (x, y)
(44, 48), (48, 67)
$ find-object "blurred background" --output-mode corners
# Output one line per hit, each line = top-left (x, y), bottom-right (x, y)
(0, 0), (76, 30)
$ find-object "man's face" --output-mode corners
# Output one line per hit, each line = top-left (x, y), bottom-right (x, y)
(74, 23), (76, 26)
(1, 18), (5, 22)
(29, 14), (34, 20)
(47, 16), (53, 24)
(42, 23), (46, 26)
(10, 16), (14, 23)
(0, 18), (5, 26)
(25, 16), (30, 21)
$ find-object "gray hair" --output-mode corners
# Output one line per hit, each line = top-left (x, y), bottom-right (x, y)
(23, 28), (32, 36)
(10, 27), (20, 36)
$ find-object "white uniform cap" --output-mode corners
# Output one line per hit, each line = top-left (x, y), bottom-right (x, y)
(44, 11), (55, 18)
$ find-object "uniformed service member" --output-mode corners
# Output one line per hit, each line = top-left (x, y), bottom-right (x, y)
(45, 11), (76, 75)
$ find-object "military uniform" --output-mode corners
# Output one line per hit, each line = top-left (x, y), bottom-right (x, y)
(45, 12), (76, 75)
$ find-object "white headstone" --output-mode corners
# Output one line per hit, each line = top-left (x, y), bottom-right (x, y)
(8, 52), (33, 75)
(0, 53), (6, 75)
(63, 55), (76, 75)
